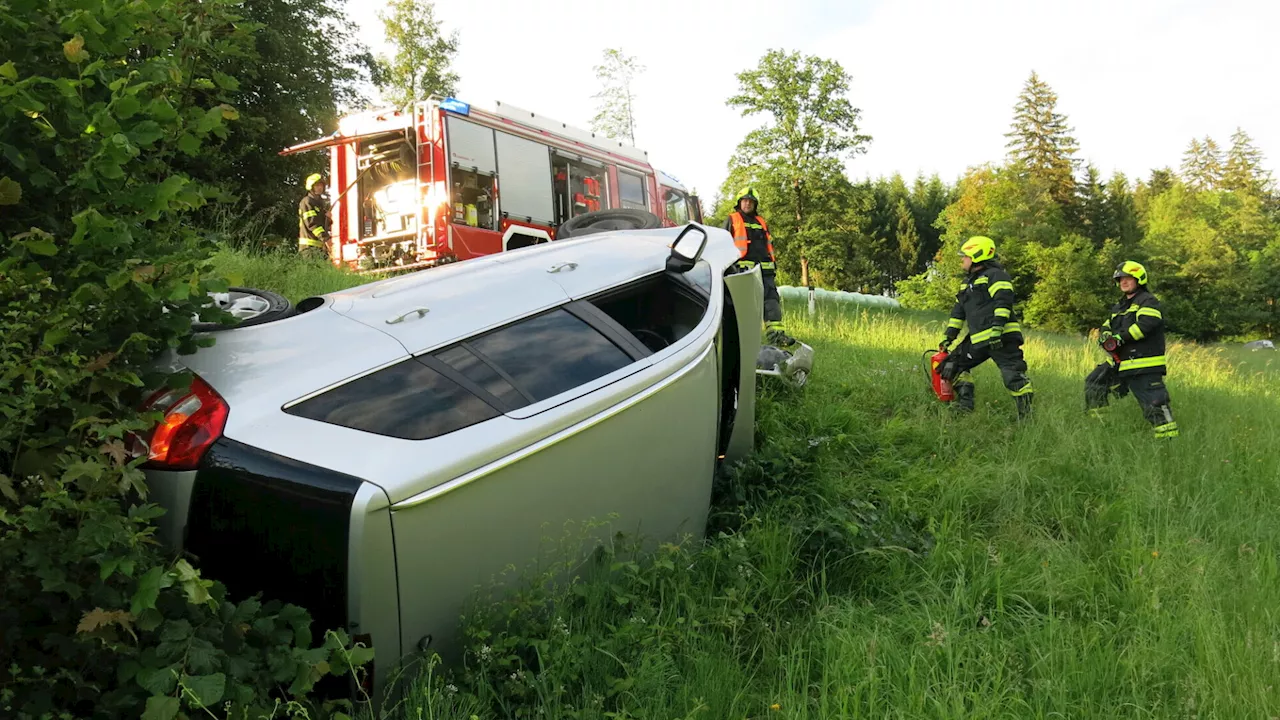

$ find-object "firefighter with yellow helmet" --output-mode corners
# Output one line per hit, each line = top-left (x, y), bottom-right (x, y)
(298, 172), (331, 260)
(937, 235), (1035, 419)
(1084, 261), (1179, 439)
(723, 186), (795, 347)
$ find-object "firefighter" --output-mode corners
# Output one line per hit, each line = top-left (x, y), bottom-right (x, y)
(298, 172), (331, 260)
(724, 186), (795, 347)
(1084, 261), (1179, 439)
(937, 235), (1035, 419)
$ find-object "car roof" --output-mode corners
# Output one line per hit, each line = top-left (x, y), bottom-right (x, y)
(326, 223), (736, 355)
(170, 223), (738, 437)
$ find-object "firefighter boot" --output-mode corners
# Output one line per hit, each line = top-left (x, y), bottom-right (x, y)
(1015, 392), (1034, 421)
(1151, 405), (1179, 439)
(951, 381), (975, 414)
(766, 327), (797, 348)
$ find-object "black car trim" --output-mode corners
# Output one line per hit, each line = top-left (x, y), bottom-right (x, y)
(185, 438), (366, 636)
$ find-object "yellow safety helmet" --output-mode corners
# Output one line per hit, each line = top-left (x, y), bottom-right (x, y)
(1113, 260), (1148, 286)
(958, 235), (997, 263)
(736, 186), (758, 204)
(305, 173), (325, 191)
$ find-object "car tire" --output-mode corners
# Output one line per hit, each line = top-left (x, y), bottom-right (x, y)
(558, 208), (663, 239)
(193, 287), (294, 332)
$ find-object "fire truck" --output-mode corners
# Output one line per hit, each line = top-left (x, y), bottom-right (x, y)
(280, 96), (704, 274)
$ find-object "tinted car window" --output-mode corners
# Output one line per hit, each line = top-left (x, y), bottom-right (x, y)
(286, 358), (500, 440)
(468, 309), (633, 401)
(434, 344), (530, 409)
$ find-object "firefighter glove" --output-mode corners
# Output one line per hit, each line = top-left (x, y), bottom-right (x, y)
(938, 338), (952, 351)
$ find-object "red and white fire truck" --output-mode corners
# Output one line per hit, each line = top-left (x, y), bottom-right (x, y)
(280, 96), (704, 273)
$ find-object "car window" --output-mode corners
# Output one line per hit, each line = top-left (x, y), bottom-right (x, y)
(586, 272), (711, 353)
(618, 171), (647, 210)
(467, 308), (634, 402)
(285, 358), (501, 440)
(434, 344), (531, 409)
(664, 189), (690, 225)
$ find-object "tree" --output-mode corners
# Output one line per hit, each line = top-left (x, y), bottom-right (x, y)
(897, 164), (1065, 311)
(589, 48), (644, 145)
(895, 198), (921, 279)
(1222, 127), (1271, 195)
(1078, 163), (1109, 246)
(1004, 71), (1080, 214)
(0, 2), (370, 717)
(182, 0), (378, 243)
(1180, 135), (1223, 191)
(910, 173), (953, 269)
(376, 0), (459, 109)
(1020, 235), (1124, 333)
(726, 49), (871, 286)
(1106, 172), (1142, 248)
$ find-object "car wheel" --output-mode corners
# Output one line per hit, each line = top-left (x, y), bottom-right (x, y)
(558, 208), (663, 239)
(193, 287), (294, 332)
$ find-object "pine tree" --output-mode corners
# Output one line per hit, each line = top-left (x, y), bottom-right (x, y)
(1005, 71), (1080, 212)
(1106, 172), (1142, 247)
(895, 198), (921, 277)
(1181, 136), (1223, 190)
(1222, 127), (1271, 195)
(1078, 163), (1109, 246)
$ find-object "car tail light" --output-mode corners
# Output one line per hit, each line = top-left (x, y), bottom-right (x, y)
(133, 376), (229, 470)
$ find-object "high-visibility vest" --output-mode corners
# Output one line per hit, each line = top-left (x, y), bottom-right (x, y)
(728, 211), (775, 260)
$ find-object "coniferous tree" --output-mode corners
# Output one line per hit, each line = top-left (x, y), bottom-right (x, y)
(1106, 172), (1142, 248)
(1078, 163), (1109, 246)
(1223, 127), (1271, 195)
(895, 198), (921, 277)
(910, 173), (951, 266)
(1181, 136), (1223, 190)
(1004, 71), (1080, 214)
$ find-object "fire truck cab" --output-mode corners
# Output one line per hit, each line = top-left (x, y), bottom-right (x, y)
(281, 97), (703, 274)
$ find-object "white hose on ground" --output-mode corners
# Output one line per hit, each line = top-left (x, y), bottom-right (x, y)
(778, 286), (901, 308)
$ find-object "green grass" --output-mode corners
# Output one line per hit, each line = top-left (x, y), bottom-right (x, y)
(211, 246), (374, 302)
(212, 248), (1280, 719)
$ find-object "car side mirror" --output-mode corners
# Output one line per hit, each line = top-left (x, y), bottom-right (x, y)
(666, 224), (707, 274)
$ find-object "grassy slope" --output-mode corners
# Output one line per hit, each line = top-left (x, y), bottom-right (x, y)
(214, 249), (1280, 719)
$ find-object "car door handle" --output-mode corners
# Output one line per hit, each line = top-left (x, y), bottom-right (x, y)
(385, 307), (429, 324)
(547, 262), (577, 273)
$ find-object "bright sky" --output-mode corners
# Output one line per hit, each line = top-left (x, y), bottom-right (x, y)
(346, 0), (1279, 202)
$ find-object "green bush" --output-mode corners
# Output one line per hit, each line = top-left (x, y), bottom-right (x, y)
(0, 1), (367, 717)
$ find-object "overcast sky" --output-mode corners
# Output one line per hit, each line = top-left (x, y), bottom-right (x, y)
(346, 0), (1279, 203)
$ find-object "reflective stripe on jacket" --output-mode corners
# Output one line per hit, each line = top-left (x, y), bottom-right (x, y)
(942, 260), (1023, 348)
(1106, 289), (1167, 376)
(726, 211), (776, 267)
(299, 193), (330, 246)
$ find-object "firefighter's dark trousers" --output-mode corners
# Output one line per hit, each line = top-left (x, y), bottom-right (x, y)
(940, 337), (1035, 417)
(762, 271), (782, 325)
(1084, 365), (1179, 438)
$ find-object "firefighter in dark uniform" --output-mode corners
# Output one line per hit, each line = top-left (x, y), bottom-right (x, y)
(938, 235), (1035, 419)
(298, 172), (331, 260)
(724, 186), (795, 347)
(1084, 261), (1179, 439)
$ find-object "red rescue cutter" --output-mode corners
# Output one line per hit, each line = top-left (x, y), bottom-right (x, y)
(281, 96), (703, 274)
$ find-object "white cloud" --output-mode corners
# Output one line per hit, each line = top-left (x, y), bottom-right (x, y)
(346, 0), (1280, 199)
